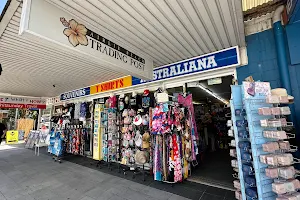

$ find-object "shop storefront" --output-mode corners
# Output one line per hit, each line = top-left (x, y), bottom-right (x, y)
(0, 95), (46, 142)
(46, 46), (240, 187)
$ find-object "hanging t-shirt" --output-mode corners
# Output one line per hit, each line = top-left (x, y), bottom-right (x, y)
(130, 94), (141, 109)
(74, 103), (80, 119)
(142, 93), (155, 109)
(79, 102), (87, 121)
(108, 96), (117, 108)
(118, 97), (125, 111)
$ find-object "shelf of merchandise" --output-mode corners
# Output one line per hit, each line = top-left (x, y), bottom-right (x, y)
(243, 98), (276, 200)
(231, 83), (278, 200)
(230, 85), (246, 200)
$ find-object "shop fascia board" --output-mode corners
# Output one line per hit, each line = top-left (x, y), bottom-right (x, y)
(17, 30), (151, 80)
(61, 66), (236, 105)
(0, 32), (118, 72)
(19, 0), (154, 80)
(58, 45), (240, 103)
(46, 0), (170, 66)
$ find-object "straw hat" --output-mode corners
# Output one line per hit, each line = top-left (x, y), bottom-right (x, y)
(135, 150), (149, 164)
(271, 88), (294, 103)
(142, 131), (150, 149)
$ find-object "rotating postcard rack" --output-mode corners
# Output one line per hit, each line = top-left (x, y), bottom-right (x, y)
(231, 82), (299, 200)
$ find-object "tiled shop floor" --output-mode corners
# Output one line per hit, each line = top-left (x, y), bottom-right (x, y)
(0, 145), (234, 200)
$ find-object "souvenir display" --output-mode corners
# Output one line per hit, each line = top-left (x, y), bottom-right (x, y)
(47, 101), (92, 162)
(230, 82), (298, 200)
(93, 104), (104, 160)
(103, 107), (119, 162)
(151, 97), (198, 183)
(120, 108), (137, 165)
(64, 126), (89, 156)
(80, 89), (200, 183)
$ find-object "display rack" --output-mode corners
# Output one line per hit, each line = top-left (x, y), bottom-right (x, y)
(231, 82), (299, 200)
(230, 85), (247, 200)
(243, 98), (275, 200)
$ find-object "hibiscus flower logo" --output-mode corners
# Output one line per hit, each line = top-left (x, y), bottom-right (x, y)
(60, 17), (88, 47)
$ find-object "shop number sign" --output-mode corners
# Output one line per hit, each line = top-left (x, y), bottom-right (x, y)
(6, 130), (19, 144)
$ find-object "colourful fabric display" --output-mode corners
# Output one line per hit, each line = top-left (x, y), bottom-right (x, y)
(151, 100), (198, 183)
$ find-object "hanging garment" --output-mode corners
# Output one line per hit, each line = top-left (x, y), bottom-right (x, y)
(79, 103), (87, 121)
(173, 134), (182, 182)
(178, 94), (198, 139)
(178, 94), (198, 161)
(154, 135), (163, 181)
(74, 103), (81, 119)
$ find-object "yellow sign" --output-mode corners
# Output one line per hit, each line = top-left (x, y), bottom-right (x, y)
(93, 104), (104, 161)
(6, 130), (19, 144)
(90, 76), (132, 95)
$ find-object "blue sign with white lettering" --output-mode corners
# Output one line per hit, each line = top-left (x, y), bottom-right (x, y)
(60, 87), (90, 101)
(132, 46), (239, 85)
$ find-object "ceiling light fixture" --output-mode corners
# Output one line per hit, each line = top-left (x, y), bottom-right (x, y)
(192, 101), (203, 105)
(197, 84), (229, 105)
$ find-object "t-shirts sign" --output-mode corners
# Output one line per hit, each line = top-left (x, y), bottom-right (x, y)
(90, 76), (132, 95)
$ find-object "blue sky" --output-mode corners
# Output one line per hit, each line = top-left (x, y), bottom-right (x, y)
(0, 0), (8, 16)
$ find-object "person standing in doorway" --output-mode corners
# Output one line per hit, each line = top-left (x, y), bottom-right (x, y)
(0, 122), (7, 145)
(203, 113), (216, 152)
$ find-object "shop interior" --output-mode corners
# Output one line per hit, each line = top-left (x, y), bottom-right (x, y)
(185, 75), (234, 188)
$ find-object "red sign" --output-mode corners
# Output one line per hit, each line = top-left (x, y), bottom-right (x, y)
(0, 103), (46, 109)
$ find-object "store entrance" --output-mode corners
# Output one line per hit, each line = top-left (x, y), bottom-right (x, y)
(187, 75), (233, 188)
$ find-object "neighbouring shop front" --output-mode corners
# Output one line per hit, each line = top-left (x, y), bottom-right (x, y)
(0, 96), (46, 143)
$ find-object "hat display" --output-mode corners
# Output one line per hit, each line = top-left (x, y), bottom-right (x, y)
(133, 114), (142, 126)
(134, 130), (142, 147)
(143, 89), (150, 96)
(135, 150), (149, 164)
(271, 88), (294, 103)
(142, 131), (150, 149)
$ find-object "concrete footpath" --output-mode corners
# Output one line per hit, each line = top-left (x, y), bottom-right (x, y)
(0, 145), (234, 200)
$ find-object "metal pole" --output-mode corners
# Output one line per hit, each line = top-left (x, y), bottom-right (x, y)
(37, 109), (42, 130)
(14, 108), (18, 130)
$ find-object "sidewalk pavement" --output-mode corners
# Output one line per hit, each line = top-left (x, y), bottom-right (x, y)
(0, 145), (234, 200)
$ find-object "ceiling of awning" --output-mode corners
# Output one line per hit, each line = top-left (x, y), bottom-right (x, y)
(0, 0), (246, 97)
